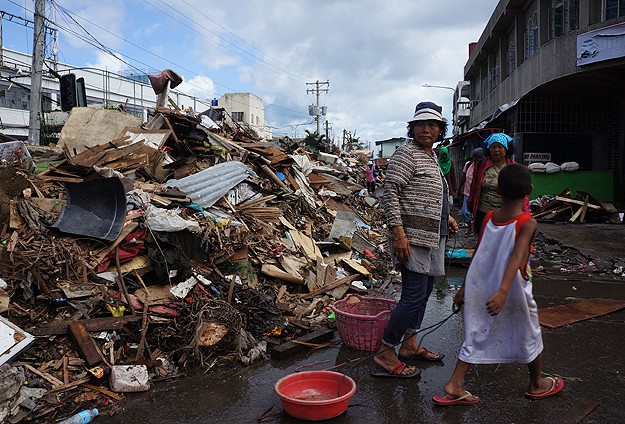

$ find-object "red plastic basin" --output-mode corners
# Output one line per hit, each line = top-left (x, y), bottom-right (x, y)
(274, 370), (357, 421)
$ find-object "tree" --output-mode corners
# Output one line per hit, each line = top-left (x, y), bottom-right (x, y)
(303, 130), (325, 152)
(342, 130), (365, 152)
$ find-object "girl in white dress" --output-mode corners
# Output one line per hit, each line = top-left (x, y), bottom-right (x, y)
(433, 163), (564, 405)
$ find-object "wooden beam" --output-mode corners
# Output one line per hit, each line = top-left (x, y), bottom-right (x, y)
(30, 315), (141, 336)
(555, 196), (600, 210)
(68, 321), (102, 366)
(579, 195), (590, 224)
(270, 328), (334, 359)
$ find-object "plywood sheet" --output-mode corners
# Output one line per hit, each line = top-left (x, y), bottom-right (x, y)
(538, 298), (625, 328)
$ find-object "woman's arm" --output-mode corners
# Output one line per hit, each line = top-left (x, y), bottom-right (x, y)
(485, 218), (537, 316)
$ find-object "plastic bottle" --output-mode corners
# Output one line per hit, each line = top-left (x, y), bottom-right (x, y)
(58, 409), (99, 424)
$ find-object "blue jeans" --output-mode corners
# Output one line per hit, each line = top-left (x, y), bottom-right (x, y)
(461, 194), (472, 223)
(382, 266), (435, 346)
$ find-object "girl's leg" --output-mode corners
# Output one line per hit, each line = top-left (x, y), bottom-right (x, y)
(527, 353), (559, 394)
(444, 360), (471, 396)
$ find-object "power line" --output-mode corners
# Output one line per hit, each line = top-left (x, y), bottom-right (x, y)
(145, 0), (310, 83)
(5, 1), (310, 122)
(175, 0), (313, 82)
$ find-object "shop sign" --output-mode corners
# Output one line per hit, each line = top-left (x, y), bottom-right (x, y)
(577, 21), (625, 66)
(523, 152), (551, 165)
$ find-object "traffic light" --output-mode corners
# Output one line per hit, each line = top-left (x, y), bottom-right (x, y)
(60, 73), (77, 111)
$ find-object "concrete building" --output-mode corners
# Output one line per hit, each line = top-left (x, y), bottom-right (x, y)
(454, 0), (625, 201)
(217, 92), (272, 140)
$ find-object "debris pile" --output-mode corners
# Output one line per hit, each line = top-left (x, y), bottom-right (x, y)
(530, 190), (620, 224)
(0, 105), (386, 422)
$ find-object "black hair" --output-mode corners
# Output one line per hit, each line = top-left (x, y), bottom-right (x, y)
(406, 120), (447, 142)
(484, 139), (514, 157)
(498, 163), (531, 200)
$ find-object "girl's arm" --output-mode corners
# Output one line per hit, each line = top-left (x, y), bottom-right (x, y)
(486, 218), (537, 316)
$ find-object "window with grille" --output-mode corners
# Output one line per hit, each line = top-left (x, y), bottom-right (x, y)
(232, 111), (244, 122)
(549, 1), (579, 40)
(507, 40), (516, 74)
(526, 12), (539, 59)
(605, 0), (625, 19)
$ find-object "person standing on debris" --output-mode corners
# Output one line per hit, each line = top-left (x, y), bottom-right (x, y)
(433, 163), (564, 405)
(438, 146), (458, 208)
(364, 161), (376, 195)
(372, 101), (458, 378)
(457, 148), (485, 228)
(467, 133), (529, 234)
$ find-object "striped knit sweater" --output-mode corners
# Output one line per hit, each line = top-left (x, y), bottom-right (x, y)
(382, 139), (444, 249)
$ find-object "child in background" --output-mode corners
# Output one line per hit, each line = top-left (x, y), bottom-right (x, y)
(364, 162), (376, 195)
(433, 163), (564, 406)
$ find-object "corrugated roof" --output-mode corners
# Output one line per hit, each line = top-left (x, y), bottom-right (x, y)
(164, 161), (258, 209)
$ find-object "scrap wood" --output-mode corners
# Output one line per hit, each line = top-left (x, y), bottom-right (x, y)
(29, 315), (141, 336)
(14, 362), (63, 387)
(87, 221), (138, 270)
(42, 377), (91, 396)
(555, 195), (601, 210)
(82, 383), (124, 401)
(68, 321), (103, 366)
(561, 399), (600, 424)
(299, 274), (359, 299)
(538, 298), (625, 328)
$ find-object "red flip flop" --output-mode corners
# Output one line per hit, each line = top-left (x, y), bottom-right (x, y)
(525, 376), (564, 399)
(370, 362), (421, 379)
(433, 391), (480, 406)
(398, 347), (445, 362)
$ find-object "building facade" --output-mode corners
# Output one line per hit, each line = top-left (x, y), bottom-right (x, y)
(0, 48), (212, 140)
(457, 0), (625, 200)
(217, 92), (272, 140)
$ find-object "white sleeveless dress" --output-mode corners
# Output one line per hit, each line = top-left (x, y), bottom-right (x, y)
(459, 212), (543, 364)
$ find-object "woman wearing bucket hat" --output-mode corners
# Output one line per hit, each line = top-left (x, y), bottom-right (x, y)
(372, 101), (458, 378)
(467, 133), (529, 234)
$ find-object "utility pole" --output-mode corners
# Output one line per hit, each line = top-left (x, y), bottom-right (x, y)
(29, 0), (45, 145)
(306, 80), (329, 134)
(324, 121), (332, 143)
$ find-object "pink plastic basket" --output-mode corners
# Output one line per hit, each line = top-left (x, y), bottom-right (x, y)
(331, 294), (397, 351)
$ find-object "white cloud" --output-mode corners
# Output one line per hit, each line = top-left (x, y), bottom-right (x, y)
(178, 75), (216, 102)
(19, 0), (499, 143)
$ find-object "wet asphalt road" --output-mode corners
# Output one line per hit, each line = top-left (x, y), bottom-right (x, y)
(97, 273), (625, 424)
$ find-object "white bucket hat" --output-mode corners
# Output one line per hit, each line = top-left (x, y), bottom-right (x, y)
(407, 101), (447, 124)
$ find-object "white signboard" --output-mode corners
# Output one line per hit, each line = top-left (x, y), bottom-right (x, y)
(523, 152), (551, 166)
(577, 21), (625, 66)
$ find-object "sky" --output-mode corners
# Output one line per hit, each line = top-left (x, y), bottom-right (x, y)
(2, 0), (499, 148)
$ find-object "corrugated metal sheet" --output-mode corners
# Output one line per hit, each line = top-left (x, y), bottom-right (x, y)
(164, 161), (258, 208)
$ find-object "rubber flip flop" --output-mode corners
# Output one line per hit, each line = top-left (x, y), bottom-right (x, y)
(525, 376), (564, 399)
(398, 348), (445, 362)
(370, 362), (421, 379)
(432, 391), (480, 406)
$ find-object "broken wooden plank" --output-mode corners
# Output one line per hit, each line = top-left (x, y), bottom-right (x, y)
(299, 274), (359, 299)
(555, 196), (601, 210)
(14, 362), (63, 388)
(579, 195), (590, 224)
(561, 399), (600, 424)
(68, 321), (102, 366)
(30, 315), (141, 336)
(270, 328), (334, 360)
